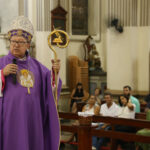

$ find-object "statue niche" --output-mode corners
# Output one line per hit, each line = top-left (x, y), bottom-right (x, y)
(83, 35), (102, 72)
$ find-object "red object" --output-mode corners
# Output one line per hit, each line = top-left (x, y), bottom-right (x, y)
(52, 67), (59, 87)
(52, 68), (55, 87)
(1, 69), (5, 91)
(60, 141), (123, 150)
(101, 147), (110, 150)
(60, 140), (78, 145)
(101, 146), (123, 150)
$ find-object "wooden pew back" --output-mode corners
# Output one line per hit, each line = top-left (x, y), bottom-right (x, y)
(135, 112), (146, 120)
(59, 112), (150, 150)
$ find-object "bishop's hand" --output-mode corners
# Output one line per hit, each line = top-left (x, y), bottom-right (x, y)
(51, 59), (60, 73)
(3, 64), (18, 76)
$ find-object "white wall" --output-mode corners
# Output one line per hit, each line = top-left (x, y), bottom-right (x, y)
(0, 0), (18, 33)
(136, 27), (150, 91)
(0, 37), (9, 56)
(34, 0), (103, 86)
(0, 0), (150, 93)
(0, 0), (19, 55)
(35, 32), (67, 85)
(107, 27), (150, 92)
(35, 33), (87, 86)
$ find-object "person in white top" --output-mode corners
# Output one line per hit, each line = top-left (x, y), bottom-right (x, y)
(92, 92), (120, 150)
(116, 94), (136, 149)
(100, 93), (120, 117)
(82, 95), (100, 115)
(64, 95), (100, 145)
(118, 94), (136, 119)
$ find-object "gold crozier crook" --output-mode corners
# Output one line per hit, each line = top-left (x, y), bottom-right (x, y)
(48, 29), (69, 107)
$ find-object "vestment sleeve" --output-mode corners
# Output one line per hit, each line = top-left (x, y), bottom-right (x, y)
(43, 70), (62, 150)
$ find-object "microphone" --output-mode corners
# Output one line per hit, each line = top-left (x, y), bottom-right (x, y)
(12, 58), (17, 84)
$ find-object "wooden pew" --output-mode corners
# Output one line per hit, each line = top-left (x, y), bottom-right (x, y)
(135, 112), (146, 120)
(59, 112), (150, 150)
(92, 115), (150, 149)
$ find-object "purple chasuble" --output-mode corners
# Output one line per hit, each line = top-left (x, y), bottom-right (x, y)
(0, 52), (62, 150)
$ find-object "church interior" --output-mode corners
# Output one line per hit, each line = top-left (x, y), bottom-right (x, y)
(0, 0), (150, 150)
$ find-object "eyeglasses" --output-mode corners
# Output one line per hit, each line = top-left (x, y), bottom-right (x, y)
(10, 40), (28, 46)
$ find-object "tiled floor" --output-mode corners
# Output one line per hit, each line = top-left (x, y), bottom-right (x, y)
(60, 132), (77, 150)
(59, 120), (136, 150)
(59, 143), (77, 150)
(60, 119), (78, 150)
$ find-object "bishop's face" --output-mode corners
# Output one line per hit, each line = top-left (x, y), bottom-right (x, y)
(10, 35), (30, 58)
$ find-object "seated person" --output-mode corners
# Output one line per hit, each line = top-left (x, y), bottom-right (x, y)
(116, 95), (136, 149)
(136, 110), (150, 150)
(94, 88), (102, 106)
(64, 95), (100, 143)
(118, 94), (136, 119)
(92, 92), (120, 150)
(70, 82), (89, 113)
(144, 94), (150, 112)
(123, 85), (140, 112)
(82, 95), (100, 115)
(100, 92), (119, 117)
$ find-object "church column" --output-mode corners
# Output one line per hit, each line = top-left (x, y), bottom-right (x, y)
(18, 0), (24, 16)
(88, 0), (100, 35)
(36, 0), (44, 31)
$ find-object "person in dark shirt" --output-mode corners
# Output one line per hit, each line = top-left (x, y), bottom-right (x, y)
(70, 82), (89, 113)
(144, 94), (150, 112)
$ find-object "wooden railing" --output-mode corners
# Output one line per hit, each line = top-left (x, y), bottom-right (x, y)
(59, 112), (150, 150)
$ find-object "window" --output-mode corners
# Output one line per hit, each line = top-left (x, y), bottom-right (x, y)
(72, 0), (88, 35)
(68, 0), (100, 40)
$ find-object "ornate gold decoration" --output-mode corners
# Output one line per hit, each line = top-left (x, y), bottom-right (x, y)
(17, 69), (34, 94)
(17, 30), (23, 36)
(47, 29), (69, 107)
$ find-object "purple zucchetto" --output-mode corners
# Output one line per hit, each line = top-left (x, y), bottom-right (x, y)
(8, 16), (34, 42)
